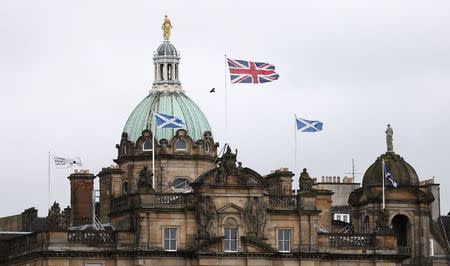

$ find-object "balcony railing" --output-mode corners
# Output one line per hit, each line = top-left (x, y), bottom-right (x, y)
(68, 230), (115, 244)
(110, 193), (198, 213)
(322, 233), (374, 248)
(269, 195), (298, 207)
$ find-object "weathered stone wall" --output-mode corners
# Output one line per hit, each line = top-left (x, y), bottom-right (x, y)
(0, 214), (21, 231)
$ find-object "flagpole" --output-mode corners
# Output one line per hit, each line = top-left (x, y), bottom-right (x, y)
(152, 110), (156, 190)
(382, 159), (385, 209)
(294, 114), (297, 175)
(48, 151), (51, 208)
(224, 54), (228, 142)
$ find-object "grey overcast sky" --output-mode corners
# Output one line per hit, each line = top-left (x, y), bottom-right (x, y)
(1, 0), (449, 217)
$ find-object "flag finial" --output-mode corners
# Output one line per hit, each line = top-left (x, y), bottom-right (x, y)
(386, 124), (394, 153)
(162, 15), (172, 40)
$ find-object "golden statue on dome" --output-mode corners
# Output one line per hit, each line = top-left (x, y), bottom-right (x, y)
(162, 15), (172, 39)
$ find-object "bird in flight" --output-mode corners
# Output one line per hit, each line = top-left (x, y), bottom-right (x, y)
(210, 88), (215, 93)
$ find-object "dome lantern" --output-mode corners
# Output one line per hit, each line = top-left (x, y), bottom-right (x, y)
(152, 15), (182, 92)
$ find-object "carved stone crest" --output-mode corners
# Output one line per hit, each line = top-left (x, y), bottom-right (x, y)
(138, 166), (154, 193)
(195, 196), (216, 240)
(299, 168), (313, 192)
(244, 196), (267, 239)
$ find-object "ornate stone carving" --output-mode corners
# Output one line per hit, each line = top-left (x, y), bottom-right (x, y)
(215, 146), (238, 184)
(375, 208), (390, 232)
(137, 166), (154, 193)
(236, 162), (249, 184)
(195, 196), (216, 240)
(299, 168), (313, 192)
(47, 201), (65, 229)
(386, 124), (394, 153)
(244, 197), (267, 239)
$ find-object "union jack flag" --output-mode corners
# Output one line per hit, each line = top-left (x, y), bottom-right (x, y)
(227, 58), (279, 84)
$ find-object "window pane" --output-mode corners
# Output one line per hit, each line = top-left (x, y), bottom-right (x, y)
(224, 240), (230, 251)
(231, 241), (237, 251)
(164, 239), (170, 249)
(175, 140), (187, 150)
(284, 230), (290, 240)
(164, 228), (170, 238)
(143, 141), (152, 151)
(230, 228), (237, 239)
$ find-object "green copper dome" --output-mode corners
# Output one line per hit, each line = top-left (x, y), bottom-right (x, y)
(123, 91), (212, 142)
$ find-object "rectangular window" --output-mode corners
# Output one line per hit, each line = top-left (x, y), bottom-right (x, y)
(164, 228), (177, 251)
(343, 214), (348, 222)
(278, 229), (291, 252)
(224, 228), (238, 252)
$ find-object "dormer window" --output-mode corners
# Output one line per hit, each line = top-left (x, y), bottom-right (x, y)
(143, 140), (153, 151)
(175, 140), (187, 150)
(172, 178), (190, 190)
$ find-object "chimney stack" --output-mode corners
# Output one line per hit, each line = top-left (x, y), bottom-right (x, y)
(68, 170), (95, 226)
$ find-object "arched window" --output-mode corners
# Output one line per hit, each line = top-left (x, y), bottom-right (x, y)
(121, 180), (129, 195)
(392, 214), (409, 247)
(172, 178), (190, 189)
(175, 65), (178, 80)
(143, 140), (153, 151)
(160, 64), (164, 80)
(223, 217), (239, 252)
(168, 64), (172, 80)
(175, 140), (187, 150)
(205, 142), (210, 152)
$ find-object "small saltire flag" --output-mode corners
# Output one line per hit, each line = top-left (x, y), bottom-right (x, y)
(53, 156), (82, 169)
(155, 112), (185, 129)
(296, 117), (323, 132)
(384, 164), (398, 188)
(227, 58), (279, 84)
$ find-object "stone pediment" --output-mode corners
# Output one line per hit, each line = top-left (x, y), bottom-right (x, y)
(192, 145), (265, 189)
(216, 203), (244, 214)
(192, 167), (265, 188)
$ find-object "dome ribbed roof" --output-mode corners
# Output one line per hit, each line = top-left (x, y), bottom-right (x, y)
(156, 40), (178, 56)
(123, 91), (211, 142)
(362, 152), (419, 187)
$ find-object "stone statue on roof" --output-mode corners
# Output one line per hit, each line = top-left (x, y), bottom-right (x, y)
(386, 124), (394, 153)
(162, 15), (172, 39)
(138, 166), (154, 193)
(299, 168), (313, 192)
(215, 146), (238, 184)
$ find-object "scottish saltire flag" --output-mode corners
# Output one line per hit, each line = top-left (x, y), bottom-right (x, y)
(227, 58), (279, 84)
(296, 117), (323, 132)
(384, 164), (398, 188)
(155, 113), (185, 129)
(53, 156), (82, 168)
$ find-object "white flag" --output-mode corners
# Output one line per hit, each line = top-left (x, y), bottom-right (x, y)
(53, 156), (82, 168)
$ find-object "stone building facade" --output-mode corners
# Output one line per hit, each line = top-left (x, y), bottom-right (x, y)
(1, 17), (449, 266)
